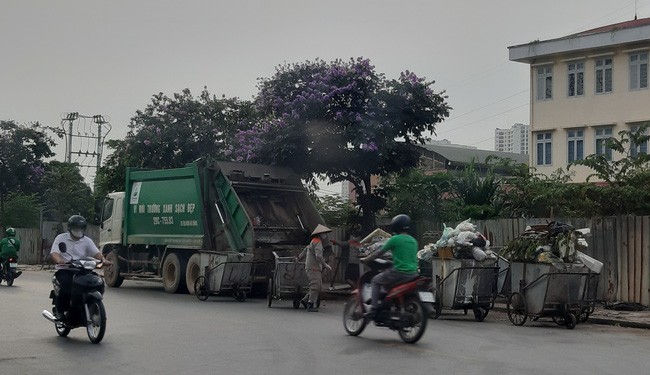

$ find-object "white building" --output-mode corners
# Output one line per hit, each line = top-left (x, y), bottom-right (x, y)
(495, 123), (530, 154)
(509, 17), (650, 182)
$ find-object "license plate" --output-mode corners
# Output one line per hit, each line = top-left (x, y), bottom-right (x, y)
(9, 263), (17, 267)
(418, 291), (434, 303)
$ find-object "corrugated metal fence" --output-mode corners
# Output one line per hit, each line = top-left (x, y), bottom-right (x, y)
(415, 216), (650, 305)
(10, 223), (100, 265)
(8, 217), (648, 305)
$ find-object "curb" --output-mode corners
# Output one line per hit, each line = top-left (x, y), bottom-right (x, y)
(586, 317), (650, 330)
(492, 304), (650, 330)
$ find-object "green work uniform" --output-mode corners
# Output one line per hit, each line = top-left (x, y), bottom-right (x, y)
(0, 237), (20, 259)
(381, 234), (418, 274)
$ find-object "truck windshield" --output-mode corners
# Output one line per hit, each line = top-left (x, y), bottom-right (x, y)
(102, 198), (114, 222)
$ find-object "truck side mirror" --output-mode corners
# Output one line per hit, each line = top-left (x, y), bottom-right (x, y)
(58, 242), (67, 253)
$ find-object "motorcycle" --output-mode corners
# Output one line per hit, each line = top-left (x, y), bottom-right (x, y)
(42, 243), (107, 344)
(0, 256), (20, 286)
(342, 258), (434, 344)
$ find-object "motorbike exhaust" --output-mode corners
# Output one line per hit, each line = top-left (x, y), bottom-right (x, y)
(42, 310), (58, 323)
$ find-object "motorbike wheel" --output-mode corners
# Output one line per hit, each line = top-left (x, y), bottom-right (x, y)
(342, 296), (367, 336)
(54, 308), (71, 337)
(5, 267), (14, 286)
(55, 322), (71, 337)
(86, 300), (107, 344)
(398, 296), (428, 344)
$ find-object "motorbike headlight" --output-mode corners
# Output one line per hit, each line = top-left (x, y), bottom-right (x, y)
(81, 260), (97, 270)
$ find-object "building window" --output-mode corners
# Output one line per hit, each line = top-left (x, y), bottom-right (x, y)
(595, 127), (613, 161)
(567, 129), (584, 163)
(536, 65), (553, 100)
(595, 58), (613, 94)
(630, 125), (648, 158)
(630, 52), (648, 90)
(568, 61), (584, 97)
(536, 132), (552, 165)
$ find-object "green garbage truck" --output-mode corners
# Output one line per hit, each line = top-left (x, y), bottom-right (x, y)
(97, 160), (325, 294)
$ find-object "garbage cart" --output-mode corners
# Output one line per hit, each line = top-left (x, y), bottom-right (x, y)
(506, 261), (589, 329)
(579, 270), (600, 322)
(429, 257), (500, 322)
(193, 252), (254, 302)
(266, 251), (311, 308)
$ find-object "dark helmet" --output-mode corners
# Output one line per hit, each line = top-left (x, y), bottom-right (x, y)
(390, 214), (411, 233)
(5, 227), (16, 237)
(68, 215), (87, 230)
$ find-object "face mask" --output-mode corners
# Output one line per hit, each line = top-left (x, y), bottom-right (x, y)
(71, 229), (85, 238)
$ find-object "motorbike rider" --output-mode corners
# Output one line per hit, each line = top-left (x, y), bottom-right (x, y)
(49, 215), (110, 319)
(297, 224), (333, 312)
(360, 214), (419, 319)
(0, 227), (22, 279)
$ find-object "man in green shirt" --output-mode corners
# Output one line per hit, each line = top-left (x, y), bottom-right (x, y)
(0, 227), (22, 278)
(361, 214), (418, 317)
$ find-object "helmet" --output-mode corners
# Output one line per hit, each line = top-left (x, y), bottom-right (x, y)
(67, 215), (87, 231)
(5, 227), (16, 237)
(390, 214), (411, 233)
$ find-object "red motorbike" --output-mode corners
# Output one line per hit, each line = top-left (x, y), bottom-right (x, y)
(342, 258), (433, 344)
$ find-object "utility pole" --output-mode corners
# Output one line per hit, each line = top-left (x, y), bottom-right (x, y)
(60, 112), (112, 189)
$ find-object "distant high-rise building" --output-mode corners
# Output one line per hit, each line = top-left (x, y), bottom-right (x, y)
(495, 123), (529, 154)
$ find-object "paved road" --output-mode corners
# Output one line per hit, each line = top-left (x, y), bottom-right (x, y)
(2, 271), (649, 375)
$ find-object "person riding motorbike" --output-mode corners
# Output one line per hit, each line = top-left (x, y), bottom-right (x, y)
(0, 227), (22, 279)
(49, 215), (110, 319)
(360, 214), (419, 319)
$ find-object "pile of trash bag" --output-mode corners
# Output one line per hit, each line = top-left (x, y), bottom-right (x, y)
(358, 228), (391, 257)
(417, 219), (497, 262)
(501, 221), (589, 264)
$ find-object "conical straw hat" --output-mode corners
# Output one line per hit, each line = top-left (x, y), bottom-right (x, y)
(311, 224), (332, 236)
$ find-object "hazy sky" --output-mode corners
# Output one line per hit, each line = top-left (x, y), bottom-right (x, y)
(1, 0), (648, 190)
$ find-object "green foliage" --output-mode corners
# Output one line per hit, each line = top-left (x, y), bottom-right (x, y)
(313, 195), (357, 228)
(381, 169), (452, 221)
(448, 158), (501, 220)
(571, 123), (650, 184)
(1, 193), (41, 228)
(95, 88), (255, 195)
(41, 161), (94, 223)
(0, 120), (56, 225)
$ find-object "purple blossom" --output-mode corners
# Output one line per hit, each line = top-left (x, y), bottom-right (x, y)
(144, 139), (151, 146)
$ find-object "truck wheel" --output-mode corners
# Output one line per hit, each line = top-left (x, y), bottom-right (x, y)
(185, 253), (201, 295)
(162, 252), (188, 294)
(104, 250), (124, 288)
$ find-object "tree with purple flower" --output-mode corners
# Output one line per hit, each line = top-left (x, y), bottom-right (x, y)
(234, 57), (450, 230)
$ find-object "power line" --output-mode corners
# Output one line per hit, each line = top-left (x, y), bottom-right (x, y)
(447, 89), (528, 122)
(438, 102), (529, 135)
